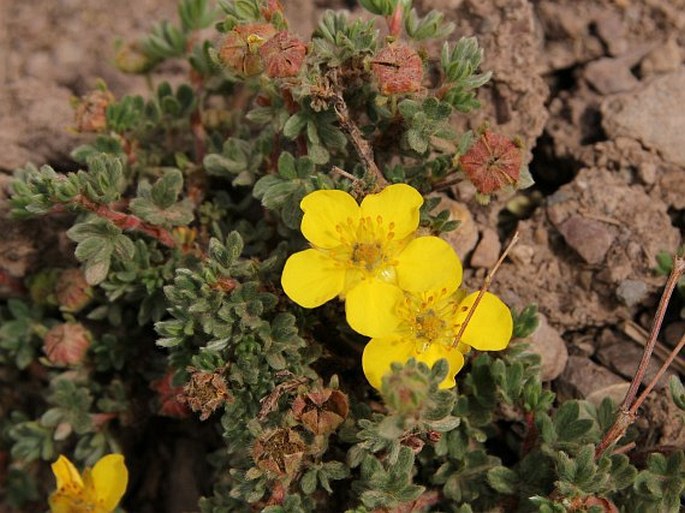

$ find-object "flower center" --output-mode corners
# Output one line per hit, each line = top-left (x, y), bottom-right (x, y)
(351, 242), (383, 270)
(414, 310), (445, 344)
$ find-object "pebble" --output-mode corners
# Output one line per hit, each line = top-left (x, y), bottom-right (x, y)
(601, 70), (685, 167)
(470, 228), (501, 269)
(433, 195), (479, 259)
(558, 215), (616, 265)
(524, 314), (569, 381)
(584, 57), (640, 94)
(615, 279), (649, 307)
(640, 37), (682, 76)
(557, 356), (629, 408)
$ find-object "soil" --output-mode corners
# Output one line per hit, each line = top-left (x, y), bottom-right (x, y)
(1, 0), (684, 511)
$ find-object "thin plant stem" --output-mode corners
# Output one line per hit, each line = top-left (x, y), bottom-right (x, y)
(629, 329), (685, 415)
(595, 255), (685, 458)
(452, 231), (519, 348)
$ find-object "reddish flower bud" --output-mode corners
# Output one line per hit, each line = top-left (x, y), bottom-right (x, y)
(55, 268), (93, 313)
(371, 43), (423, 95)
(218, 23), (277, 77)
(252, 428), (306, 478)
(43, 322), (92, 366)
(74, 89), (115, 133)
(260, 0), (284, 22)
(183, 367), (233, 421)
(291, 388), (349, 435)
(259, 31), (307, 78)
(459, 130), (522, 195)
(151, 371), (191, 419)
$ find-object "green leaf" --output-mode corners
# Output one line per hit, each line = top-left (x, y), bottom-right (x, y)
(283, 112), (307, 139)
(487, 466), (519, 494)
(150, 169), (184, 209)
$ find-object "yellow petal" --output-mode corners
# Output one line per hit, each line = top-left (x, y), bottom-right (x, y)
(281, 249), (345, 308)
(360, 184), (423, 240)
(345, 280), (403, 338)
(454, 292), (513, 351)
(414, 343), (465, 389)
(300, 189), (360, 248)
(395, 236), (462, 293)
(91, 454), (128, 511)
(362, 337), (415, 390)
(48, 493), (76, 513)
(51, 455), (84, 491)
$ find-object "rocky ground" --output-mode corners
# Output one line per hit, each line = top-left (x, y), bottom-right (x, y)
(1, 0), (684, 510)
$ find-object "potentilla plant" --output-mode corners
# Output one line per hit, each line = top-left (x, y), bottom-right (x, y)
(2, 0), (684, 512)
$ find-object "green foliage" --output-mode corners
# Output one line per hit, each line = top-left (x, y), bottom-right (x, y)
(441, 37), (492, 112)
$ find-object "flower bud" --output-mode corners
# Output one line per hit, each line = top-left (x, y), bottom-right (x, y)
(114, 42), (154, 74)
(291, 388), (349, 435)
(252, 428), (305, 478)
(259, 31), (307, 78)
(218, 23), (277, 77)
(371, 43), (423, 95)
(259, 0), (284, 22)
(183, 368), (233, 421)
(459, 130), (522, 195)
(43, 322), (92, 366)
(55, 268), (93, 313)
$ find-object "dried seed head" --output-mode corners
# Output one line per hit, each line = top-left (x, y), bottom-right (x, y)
(291, 388), (349, 435)
(218, 23), (277, 77)
(43, 322), (92, 366)
(459, 130), (522, 195)
(55, 268), (93, 313)
(74, 89), (115, 133)
(151, 371), (191, 419)
(183, 368), (233, 421)
(252, 428), (306, 477)
(371, 43), (423, 96)
(259, 31), (307, 78)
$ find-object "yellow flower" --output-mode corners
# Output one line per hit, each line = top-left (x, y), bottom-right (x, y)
(353, 271), (513, 389)
(281, 184), (461, 319)
(49, 454), (128, 513)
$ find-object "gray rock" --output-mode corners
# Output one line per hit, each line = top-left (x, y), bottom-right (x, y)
(557, 356), (629, 408)
(558, 215), (616, 265)
(601, 70), (685, 167)
(433, 195), (479, 260)
(524, 314), (569, 381)
(470, 228), (501, 269)
(615, 279), (649, 307)
(584, 57), (640, 95)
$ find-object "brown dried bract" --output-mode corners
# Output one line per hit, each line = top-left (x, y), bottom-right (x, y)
(459, 130), (522, 194)
(218, 23), (277, 77)
(259, 31), (307, 78)
(151, 371), (191, 419)
(74, 89), (114, 133)
(252, 428), (306, 477)
(291, 388), (349, 435)
(371, 43), (423, 96)
(42, 322), (92, 366)
(183, 367), (233, 421)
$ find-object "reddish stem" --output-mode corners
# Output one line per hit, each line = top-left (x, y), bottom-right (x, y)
(521, 410), (538, 456)
(73, 195), (177, 248)
(0, 268), (27, 295)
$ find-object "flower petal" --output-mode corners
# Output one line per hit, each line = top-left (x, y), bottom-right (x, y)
(300, 189), (360, 248)
(91, 454), (128, 511)
(414, 343), (465, 389)
(395, 236), (462, 293)
(281, 249), (345, 308)
(346, 280), (403, 338)
(362, 337), (415, 390)
(51, 455), (84, 491)
(360, 184), (423, 240)
(454, 292), (513, 351)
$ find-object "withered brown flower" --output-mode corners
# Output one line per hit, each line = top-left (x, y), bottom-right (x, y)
(259, 31), (307, 78)
(55, 268), (93, 313)
(218, 23), (277, 77)
(74, 89), (114, 133)
(371, 43), (423, 96)
(459, 130), (522, 195)
(252, 428), (306, 477)
(183, 368), (233, 421)
(291, 388), (349, 435)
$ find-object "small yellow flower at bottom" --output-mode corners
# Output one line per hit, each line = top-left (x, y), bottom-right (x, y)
(49, 454), (128, 513)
